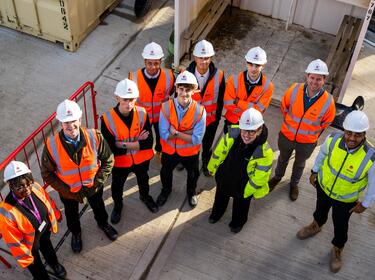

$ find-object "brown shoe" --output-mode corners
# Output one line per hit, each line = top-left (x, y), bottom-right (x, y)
(330, 246), (343, 273)
(268, 176), (281, 192)
(296, 220), (321, 240)
(289, 183), (299, 201)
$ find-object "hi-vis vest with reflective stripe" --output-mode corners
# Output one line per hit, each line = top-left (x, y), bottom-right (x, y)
(280, 83), (335, 144)
(192, 69), (223, 126)
(0, 182), (61, 268)
(46, 128), (99, 193)
(207, 126), (273, 199)
(318, 133), (375, 203)
(102, 106), (154, 167)
(160, 99), (204, 156)
(224, 73), (273, 124)
(129, 68), (174, 124)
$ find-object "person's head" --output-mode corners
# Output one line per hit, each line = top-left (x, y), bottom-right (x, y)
(245, 47), (267, 81)
(4, 161), (34, 199)
(114, 79), (139, 114)
(175, 71), (198, 108)
(342, 110), (369, 149)
(193, 40), (215, 74)
(142, 42), (164, 76)
(56, 100), (82, 140)
(239, 108), (264, 144)
(305, 59), (329, 93)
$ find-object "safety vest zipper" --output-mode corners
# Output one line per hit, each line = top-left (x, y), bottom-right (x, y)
(328, 151), (349, 197)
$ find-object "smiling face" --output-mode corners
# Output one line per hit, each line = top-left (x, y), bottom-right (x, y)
(344, 130), (365, 149)
(144, 59), (162, 76)
(240, 127), (261, 144)
(246, 62), (264, 82)
(10, 177), (33, 199)
(306, 73), (326, 94)
(194, 56), (211, 75)
(176, 84), (195, 108)
(61, 119), (81, 140)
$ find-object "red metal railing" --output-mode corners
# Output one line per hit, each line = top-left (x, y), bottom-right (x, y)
(0, 81), (98, 194)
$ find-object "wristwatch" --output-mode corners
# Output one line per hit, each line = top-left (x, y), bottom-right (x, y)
(174, 131), (179, 136)
(122, 143), (127, 149)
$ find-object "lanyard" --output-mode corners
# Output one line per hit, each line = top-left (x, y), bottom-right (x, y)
(12, 192), (42, 224)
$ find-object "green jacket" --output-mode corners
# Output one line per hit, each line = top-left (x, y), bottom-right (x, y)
(208, 126), (273, 199)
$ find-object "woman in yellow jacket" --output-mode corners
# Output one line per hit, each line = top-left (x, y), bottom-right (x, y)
(208, 108), (273, 233)
(0, 161), (66, 280)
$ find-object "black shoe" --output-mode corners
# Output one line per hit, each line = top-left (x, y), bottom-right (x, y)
(110, 205), (122, 224)
(268, 176), (281, 192)
(99, 223), (118, 241)
(176, 163), (184, 171)
(208, 216), (218, 224)
(202, 160), (210, 177)
(49, 263), (67, 279)
(140, 195), (159, 213)
(71, 233), (82, 253)
(188, 194), (198, 208)
(230, 226), (243, 233)
(156, 191), (170, 207)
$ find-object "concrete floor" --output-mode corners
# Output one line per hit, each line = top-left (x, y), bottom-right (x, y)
(1, 4), (375, 280)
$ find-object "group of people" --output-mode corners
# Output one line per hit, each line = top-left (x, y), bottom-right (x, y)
(0, 39), (374, 279)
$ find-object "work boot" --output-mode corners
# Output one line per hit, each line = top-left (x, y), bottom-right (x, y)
(99, 223), (118, 241)
(296, 220), (321, 240)
(110, 204), (123, 224)
(289, 183), (299, 201)
(330, 246), (343, 273)
(71, 232), (82, 253)
(202, 159), (210, 177)
(268, 176), (281, 192)
(49, 262), (67, 279)
(140, 195), (159, 213)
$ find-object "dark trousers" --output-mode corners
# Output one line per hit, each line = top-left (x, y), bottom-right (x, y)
(210, 189), (252, 228)
(313, 184), (357, 249)
(111, 161), (151, 206)
(201, 121), (219, 162)
(153, 122), (162, 152)
(28, 230), (58, 280)
(160, 153), (200, 196)
(60, 188), (108, 235)
(274, 132), (316, 185)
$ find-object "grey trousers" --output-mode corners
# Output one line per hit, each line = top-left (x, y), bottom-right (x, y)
(274, 132), (317, 185)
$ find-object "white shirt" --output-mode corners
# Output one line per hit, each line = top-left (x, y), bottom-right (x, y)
(195, 68), (209, 90)
(246, 73), (261, 85)
(312, 134), (375, 207)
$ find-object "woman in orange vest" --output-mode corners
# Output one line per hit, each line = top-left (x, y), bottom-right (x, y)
(186, 39), (226, 177)
(157, 71), (206, 208)
(268, 59), (336, 201)
(102, 79), (158, 224)
(224, 46), (274, 133)
(0, 161), (66, 280)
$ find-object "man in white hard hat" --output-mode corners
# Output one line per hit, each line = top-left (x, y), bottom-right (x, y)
(186, 39), (225, 176)
(296, 110), (375, 273)
(129, 42), (175, 160)
(268, 59), (336, 201)
(157, 71), (206, 208)
(41, 100), (117, 253)
(207, 108), (273, 233)
(101, 79), (158, 224)
(224, 46), (274, 133)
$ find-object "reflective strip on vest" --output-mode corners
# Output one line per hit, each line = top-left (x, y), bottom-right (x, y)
(0, 208), (16, 221)
(248, 179), (262, 189)
(255, 164), (272, 172)
(165, 70), (171, 96)
(201, 70), (221, 106)
(15, 251), (31, 261)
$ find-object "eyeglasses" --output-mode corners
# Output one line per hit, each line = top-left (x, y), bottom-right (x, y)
(241, 129), (259, 135)
(10, 182), (32, 192)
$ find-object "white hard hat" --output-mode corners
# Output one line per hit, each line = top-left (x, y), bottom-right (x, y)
(56, 100), (82, 122)
(343, 110), (369, 132)
(115, 79), (139, 99)
(239, 108), (264, 130)
(193, 40), (215, 57)
(245, 46), (267, 64)
(305, 59), (329, 75)
(142, 42), (164, 59)
(176, 71), (198, 86)
(4, 161), (31, 182)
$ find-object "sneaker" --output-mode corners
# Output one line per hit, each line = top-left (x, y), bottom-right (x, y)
(156, 191), (170, 207)
(110, 205), (122, 224)
(71, 233), (82, 253)
(289, 183), (299, 201)
(140, 195), (159, 213)
(188, 194), (198, 208)
(268, 176), (281, 192)
(49, 262), (67, 279)
(296, 220), (321, 240)
(99, 223), (118, 241)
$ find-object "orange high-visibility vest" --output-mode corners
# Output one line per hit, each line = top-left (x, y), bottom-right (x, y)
(224, 73), (273, 124)
(46, 128), (100, 193)
(102, 106), (154, 168)
(160, 99), (204, 156)
(280, 83), (336, 143)
(129, 68), (174, 124)
(0, 182), (61, 268)
(192, 69), (224, 126)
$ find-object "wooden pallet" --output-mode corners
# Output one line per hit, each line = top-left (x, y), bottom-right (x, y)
(326, 15), (363, 100)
